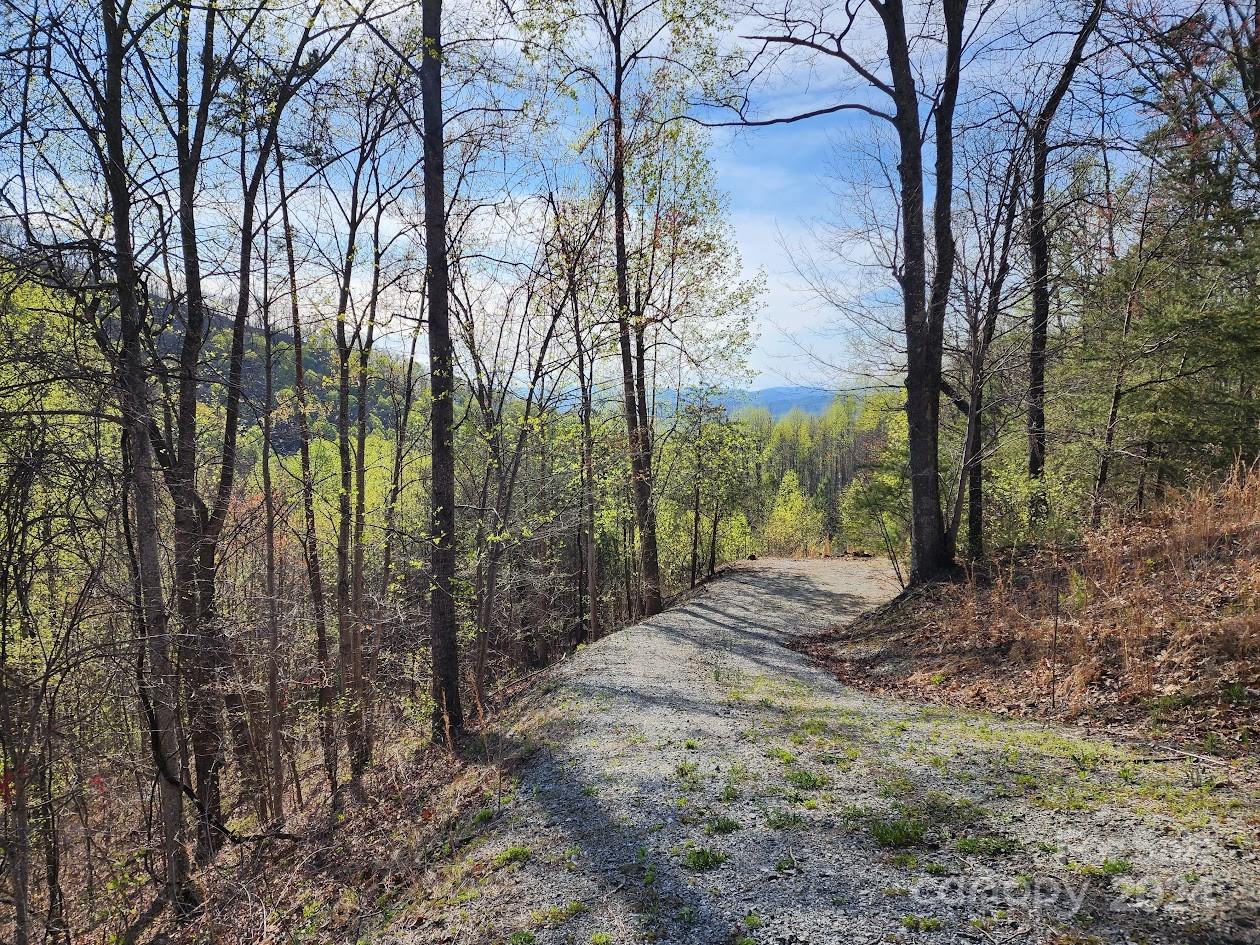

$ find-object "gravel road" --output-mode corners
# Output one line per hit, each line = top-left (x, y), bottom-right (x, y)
(415, 559), (1260, 945)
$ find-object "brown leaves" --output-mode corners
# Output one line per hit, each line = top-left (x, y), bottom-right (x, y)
(797, 474), (1260, 757)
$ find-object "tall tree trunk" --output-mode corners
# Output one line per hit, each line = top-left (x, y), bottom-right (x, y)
(946, 376), (978, 558)
(9, 750), (30, 945)
(689, 478), (701, 588)
(1092, 290), (1138, 526)
(966, 387), (984, 560)
(350, 243), (379, 774)
(1028, 0), (1104, 508)
(169, 0), (227, 860)
(611, 48), (663, 615)
(878, 0), (964, 584)
(102, 0), (194, 910)
(708, 497), (720, 578)
(41, 741), (66, 944)
(421, 0), (464, 746)
(259, 197), (284, 823)
(335, 283), (357, 788)
(1028, 133), (1051, 496)
(277, 149), (338, 796)
(571, 273), (598, 639)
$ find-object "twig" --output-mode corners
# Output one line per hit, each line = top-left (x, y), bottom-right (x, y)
(1159, 746), (1232, 768)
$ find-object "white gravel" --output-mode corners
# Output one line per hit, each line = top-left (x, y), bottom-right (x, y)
(412, 559), (1260, 945)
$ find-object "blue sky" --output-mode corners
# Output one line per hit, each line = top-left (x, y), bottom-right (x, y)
(711, 114), (863, 390)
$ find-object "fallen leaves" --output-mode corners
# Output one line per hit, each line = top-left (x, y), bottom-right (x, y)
(793, 475), (1260, 757)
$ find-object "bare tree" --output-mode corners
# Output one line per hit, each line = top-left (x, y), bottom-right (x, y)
(735, 0), (969, 582)
(421, 0), (464, 746)
(1026, 0), (1104, 509)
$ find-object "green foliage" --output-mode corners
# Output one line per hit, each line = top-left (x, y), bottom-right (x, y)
(762, 470), (825, 556)
(680, 845), (726, 871)
(783, 768), (828, 790)
(838, 393), (910, 561)
(493, 846), (531, 868)
(764, 808), (805, 829)
(954, 834), (1020, 857)
(901, 915), (943, 932)
(870, 816), (927, 848)
(530, 901), (587, 927)
(705, 815), (741, 835)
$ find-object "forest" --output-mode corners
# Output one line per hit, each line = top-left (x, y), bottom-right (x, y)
(0, 0), (1256, 940)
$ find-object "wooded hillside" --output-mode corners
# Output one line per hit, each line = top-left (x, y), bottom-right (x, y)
(0, 0), (1256, 941)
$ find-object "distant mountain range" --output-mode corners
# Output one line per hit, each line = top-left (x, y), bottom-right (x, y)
(718, 386), (841, 418)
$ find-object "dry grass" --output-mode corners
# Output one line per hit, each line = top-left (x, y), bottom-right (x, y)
(798, 467), (1260, 755)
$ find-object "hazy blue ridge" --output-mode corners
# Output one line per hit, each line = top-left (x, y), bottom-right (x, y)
(717, 386), (840, 418)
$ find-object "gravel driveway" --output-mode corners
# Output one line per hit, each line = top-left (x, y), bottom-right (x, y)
(414, 559), (1260, 945)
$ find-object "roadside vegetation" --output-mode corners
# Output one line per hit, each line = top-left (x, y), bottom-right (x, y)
(0, 0), (1256, 942)
(798, 470), (1260, 756)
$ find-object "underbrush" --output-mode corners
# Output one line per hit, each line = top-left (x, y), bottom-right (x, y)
(171, 685), (565, 945)
(19, 678), (559, 945)
(798, 468), (1260, 755)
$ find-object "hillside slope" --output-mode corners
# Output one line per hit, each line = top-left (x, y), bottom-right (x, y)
(799, 473), (1260, 757)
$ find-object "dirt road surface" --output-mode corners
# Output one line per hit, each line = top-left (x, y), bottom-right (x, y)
(414, 559), (1260, 945)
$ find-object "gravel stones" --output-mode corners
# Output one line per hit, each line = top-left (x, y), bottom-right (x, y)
(418, 560), (1260, 945)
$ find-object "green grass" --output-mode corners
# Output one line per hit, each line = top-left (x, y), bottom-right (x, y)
(765, 808), (805, 829)
(1066, 858), (1133, 877)
(901, 915), (943, 932)
(784, 768), (828, 790)
(675, 760), (702, 790)
(1147, 692), (1194, 723)
(508, 933), (535, 945)
(590, 934), (612, 945)
(493, 846), (531, 868)
(877, 773), (915, 797)
(681, 845), (726, 871)
(870, 816), (927, 848)
(530, 901), (587, 927)
(1221, 681), (1250, 704)
(955, 834), (1021, 856)
(706, 815), (741, 835)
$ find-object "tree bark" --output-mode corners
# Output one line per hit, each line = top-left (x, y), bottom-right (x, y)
(421, 0), (465, 746)
(1028, 0), (1104, 504)
(102, 0), (195, 910)
(571, 266), (599, 639)
(877, 0), (964, 584)
(610, 31), (664, 615)
(708, 497), (720, 577)
(259, 192), (284, 823)
(277, 148), (339, 796)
